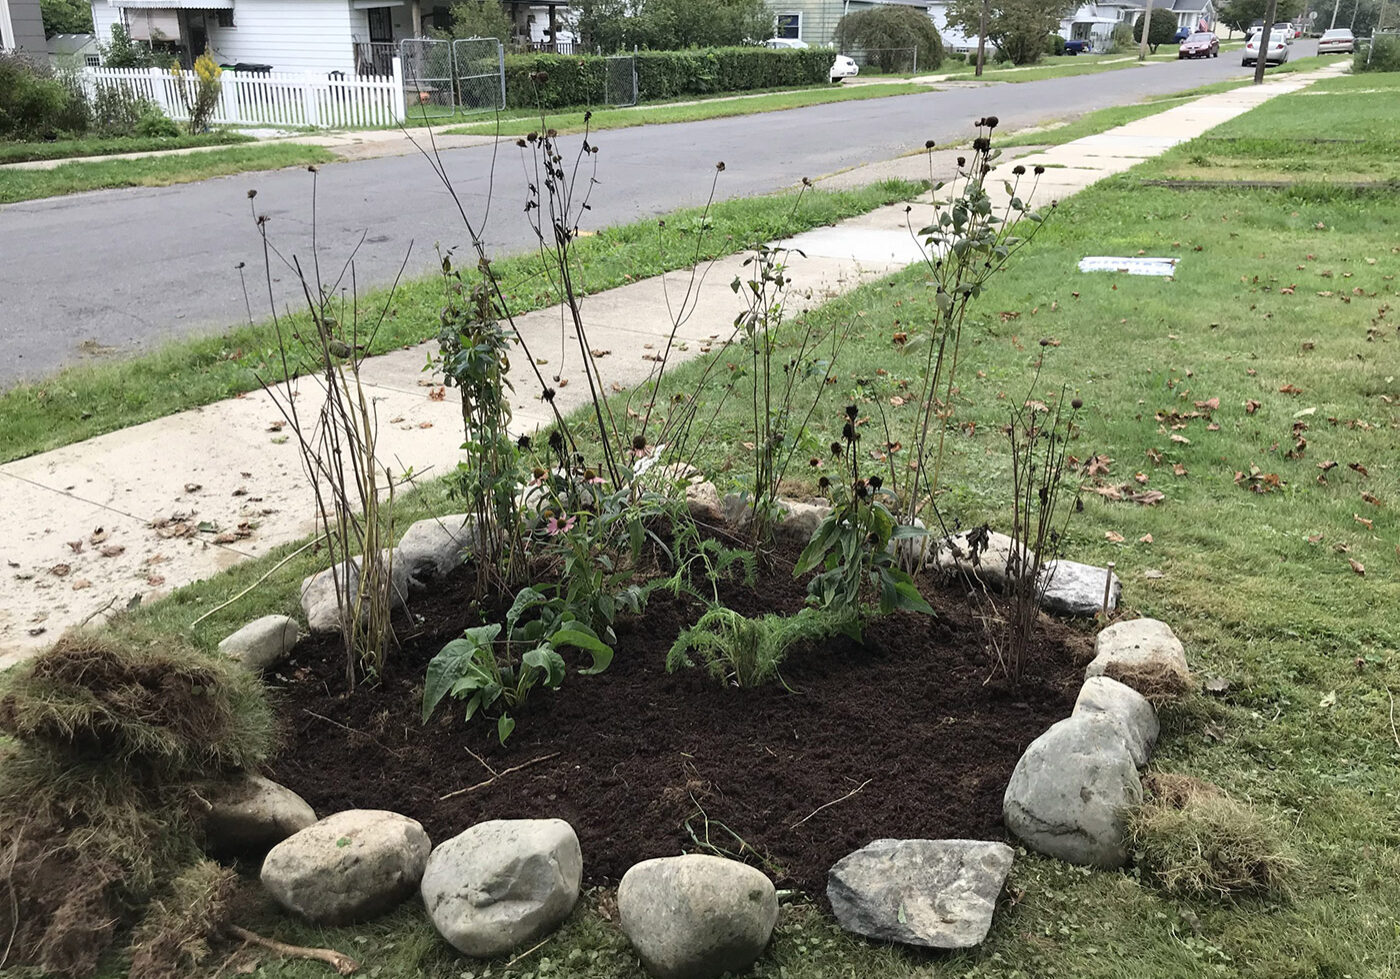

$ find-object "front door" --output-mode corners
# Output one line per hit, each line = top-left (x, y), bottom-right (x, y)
(368, 7), (393, 43)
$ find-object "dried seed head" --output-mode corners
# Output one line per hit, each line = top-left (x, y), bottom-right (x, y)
(547, 430), (563, 451)
(543, 387), (556, 402)
(246, 189), (257, 199)
(986, 115), (999, 129)
(632, 434), (646, 451)
(831, 441), (843, 457)
(956, 156), (966, 167)
(1071, 398), (1084, 410)
(972, 137), (991, 151)
(868, 475), (883, 490)
(1012, 165), (1026, 176)
(845, 404), (859, 420)
(842, 421), (856, 442)
(715, 161), (726, 172)
(516, 138), (527, 147)
(1034, 164), (1046, 175)
(924, 139), (936, 149)
(818, 476), (831, 490)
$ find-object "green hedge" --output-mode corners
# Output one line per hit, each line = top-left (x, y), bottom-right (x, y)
(1354, 34), (1400, 72)
(502, 47), (833, 109)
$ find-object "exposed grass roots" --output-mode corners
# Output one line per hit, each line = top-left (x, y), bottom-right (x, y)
(128, 860), (238, 979)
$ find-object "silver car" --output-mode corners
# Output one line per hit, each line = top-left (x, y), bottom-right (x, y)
(1317, 28), (1356, 54)
(1242, 30), (1290, 66)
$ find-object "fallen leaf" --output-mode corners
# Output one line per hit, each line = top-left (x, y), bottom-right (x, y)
(428, 386), (446, 401)
(1355, 514), (1374, 530)
(1349, 559), (1365, 576)
(418, 422), (433, 429)
(71, 579), (92, 591)
(146, 574), (166, 587)
(1134, 472), (1149, 485)
(184, 483), (202, 493)
(1207, 423), (1220, 431)
(1361, 492), (1382, 507)
(1279, 384), (1304, 395)
(66, 540), (84, 554)
(99, 545), (125, 558)
(890, 396), (905, 407)
(590, 348), (611, 358)
(1194, 397), (1220, 411)
(1204, 677), (1230, 695)
(89, 528), (108, 544)
(1139, 534), (1154, 544)
(1105, 531), (1125, 543)
(1318, 460), (1338, 472)
(213, 532), (238, 544)
(1173, 463), (1188, 476)
(49, 564), (71, 577)
(1319, 690), (1337, 707)
(1349, 462), (1369, 477)
(1307, 533), (1323, 544)
(1170, 434), (1191, 444)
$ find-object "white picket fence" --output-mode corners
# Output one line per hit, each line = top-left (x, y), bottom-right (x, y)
(78, 61), (406, 129)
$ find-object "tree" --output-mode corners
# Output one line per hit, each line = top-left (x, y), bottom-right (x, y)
(1134, 8), (1178, 51)
(1218, 0), (1303, 32)
(578, 0), (773, 52)
(40, 0), (93, 38)
(947, 0), (1075, 65)
(447, 1), (513, 43)
(834, 5), (944, 71)
(99, 24), (163, 68)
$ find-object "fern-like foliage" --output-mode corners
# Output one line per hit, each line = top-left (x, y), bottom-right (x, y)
(666, 606), (849, 687)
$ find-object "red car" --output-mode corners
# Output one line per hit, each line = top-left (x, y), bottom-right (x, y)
(1178, 31), (1220, 58)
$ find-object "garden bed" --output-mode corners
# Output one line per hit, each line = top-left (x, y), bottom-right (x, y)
(266, 543), (1088, 899)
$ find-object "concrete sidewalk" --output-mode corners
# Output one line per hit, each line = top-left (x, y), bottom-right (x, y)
(0, 63), (1343, 666)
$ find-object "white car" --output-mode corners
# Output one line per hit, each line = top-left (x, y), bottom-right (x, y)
(1317, 28), (1355, 53)
(831, 53), (859, 82)
(1242, 31), (1290, 66)
(764, 38), (809, 49)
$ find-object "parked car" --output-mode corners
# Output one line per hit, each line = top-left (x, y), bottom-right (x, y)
(1174, 26), (1192, 42)
(764, 37), (809, 49)
(1178, 31), (1220, 58)
(1242, 31), (1290, 66)
(1064, 38), (1093, 54)
(1317, 28), (1356, 53)
(831, 53), (859, 82)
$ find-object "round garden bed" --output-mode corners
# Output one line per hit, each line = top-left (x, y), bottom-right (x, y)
(267, 543), (1089, 899)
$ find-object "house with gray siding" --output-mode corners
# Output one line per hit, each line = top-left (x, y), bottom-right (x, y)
(1, 0), (48, 56)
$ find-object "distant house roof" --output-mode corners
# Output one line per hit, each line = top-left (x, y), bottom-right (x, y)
(48, 33), (97, 54)
(1171, 0), (1209, 11)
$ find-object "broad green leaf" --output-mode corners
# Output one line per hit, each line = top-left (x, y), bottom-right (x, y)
(422, 627), (498, 723)
(552, 627), (615, 675)
(497, 713), (516, 745)
(522, 645), (568, 687)
(506, 586), (547, 628)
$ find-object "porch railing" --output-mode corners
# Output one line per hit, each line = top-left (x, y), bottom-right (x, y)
(353, 41), (397, 77)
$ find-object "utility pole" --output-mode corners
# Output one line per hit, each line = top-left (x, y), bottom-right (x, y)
(1138, 0), (1154, 60)
(1330, 0), (1341, 29)
(1253, 0), (1278, 84)
(975, 0), (989, 77)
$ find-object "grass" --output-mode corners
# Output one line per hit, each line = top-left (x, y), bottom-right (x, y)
(441, 82), (930, 136)
(0, 178), (923, 464)
(29, 64), (1400, 979)
(0, 143), (337, 204)
(0, 130), (252, 165)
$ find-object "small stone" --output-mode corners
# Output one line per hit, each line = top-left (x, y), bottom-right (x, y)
(619, 854), (778, 979)
(300, 552), (409, 634)
(397, 514), (478, 590)
(827, 839), (1013, 949)
(685, 481), (724, 524)
(930, 530), (1033, 590)
(261, 810), (430, 924)
(204, 774), (316, 856)
(1072, 675), (1159, 767)
(1003, 714), (1142, 868)
(1039, 559), (1120, 616)
(421, 819), (581, 958)
(1087, 618), (1192, 699)
(218, 614), (299, 671)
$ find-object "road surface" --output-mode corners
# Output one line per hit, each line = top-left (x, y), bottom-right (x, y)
(0, 45), (1315, 386)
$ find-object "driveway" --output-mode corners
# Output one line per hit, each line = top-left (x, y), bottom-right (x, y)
(0, 43), (1317, 387)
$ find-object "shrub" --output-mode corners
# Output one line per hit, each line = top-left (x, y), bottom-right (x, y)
(0, 50), (87, 139)
(135, 104), (181, 137)
(1108, 23), (1136, 53)
(448, 0), (513, 43)
(1044, 33), (1067, 56)
(1133, 11), (1179, 52)
(834, 4), (944, 71)
(1355, 33), (1400, 72)
(1128, 773), (1300, 898)
(504, 46), (830, 109)
(89, 80), (161, 136)
(100, 23), (164, 68)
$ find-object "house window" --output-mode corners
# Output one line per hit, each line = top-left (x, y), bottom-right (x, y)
(776, 13), (801, 39)
(85, 53), (101, 65)
(215, 9), (234, 27)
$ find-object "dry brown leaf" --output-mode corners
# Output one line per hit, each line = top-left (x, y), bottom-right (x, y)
(428, 386), (446, 401)
(49, 564), (71, 577)
(1134, 472), (1149, 485)
(99, 545), (125, 558)
(146, 574), (166, 587)
(1349, 462), (1370, 477)
(184, 483), (202, 493)
(66, 540), (83, 554)
(1318, 460), (1338, 472)
(71, 579), (92, 591)
(1139, 534), (1154, 544)
(1207, 423), (1220, 431)
(1348, 558), (1365, 576)
(890, 396), (905, 407)
(1173, 463), (1188, 476)
(1361, 491), (1383, 507)
(418, 421), (433, 429)
(1105, 531), (1125, 543)
(1354, 514), (1374, 530)
(1170, 434), (1191, 444)
(1279, 384), (1304, 395)
(1194, 397), (1220, 411)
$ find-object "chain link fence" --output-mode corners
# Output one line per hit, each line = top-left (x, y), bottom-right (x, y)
(399, 37), (455, 117)
(842, 47), (919, 74)
(604, 55), (639, 107)
(453, 37), (505, 112)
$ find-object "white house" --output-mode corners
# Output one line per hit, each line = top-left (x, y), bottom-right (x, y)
(86, 0), (575, 75)
(1, 0), (47, 55)
(925, 0), (974, 51)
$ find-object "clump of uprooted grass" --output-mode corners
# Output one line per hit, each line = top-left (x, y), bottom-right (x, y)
(0, 632), (273, 977)
(1128, 772), (1300, 899)
(128, 860), (239, 979)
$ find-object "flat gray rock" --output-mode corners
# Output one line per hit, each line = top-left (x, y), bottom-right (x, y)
(421, 818), (582, 958)
(1003, 714), (1142, 868)
(204, 774), (316, 856)
(1039, 559), (1120, 616)
(299, 551), (410, 634)
(218, 614), (299, 671)
(397, 514), (478, 590)
(619, 854), (777, 979)
(261, 810), (430, 924)
(931, 530), (1033, 590)
(720, 494), (831, 546)
(1087, 618), (1192, 699)
(1073, 675), (1159, 767)
(827, 839), (1013, 949)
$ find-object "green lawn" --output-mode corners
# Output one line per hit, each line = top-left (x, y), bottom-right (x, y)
(442, 82), (930, 137)
(0, 179), (923, 463)
(0, 130), (251, 165)
(28, 65), (1400, 979)
(0, 143), (336, 204)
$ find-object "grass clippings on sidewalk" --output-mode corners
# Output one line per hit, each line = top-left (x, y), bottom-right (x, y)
(0, 178), (924, 463)
(0, 143), (337, 204)
(442, 82), (930, 137)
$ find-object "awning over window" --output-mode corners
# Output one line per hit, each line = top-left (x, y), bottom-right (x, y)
(351, 0), (406, 8)
(110, 0), (235, 9)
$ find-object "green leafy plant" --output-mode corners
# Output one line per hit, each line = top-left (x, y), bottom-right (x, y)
(421, 585), (614, 743)
(173, 51), (221, 135)
(834, 4), (945, 72)
(795, 405), (932, 634)
(666, 605), (849, 687)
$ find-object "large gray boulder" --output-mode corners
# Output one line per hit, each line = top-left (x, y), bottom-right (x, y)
(398, 514), (478, 590)
(1087, 618), (1192, 700)
(931, 530), (1032, 590)
(218, 614), (300, 672)
(261, 810), (431, 924)
(1039, 559), (1120, 616)
(1072, 675), (1159, 767)
(619, 854), (778, 979)
(204, 774), (317, 856)
(1003, 715), (1142, 869)
(299, 551), (410, 634)
(420, 819), (582, 958)
(827, 839), (1013, 949)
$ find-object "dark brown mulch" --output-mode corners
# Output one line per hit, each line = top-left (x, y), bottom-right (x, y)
(266, 548), (1087, 899)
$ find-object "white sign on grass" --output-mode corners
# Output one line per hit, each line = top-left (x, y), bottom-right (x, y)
(1077, 257), (1179, 276)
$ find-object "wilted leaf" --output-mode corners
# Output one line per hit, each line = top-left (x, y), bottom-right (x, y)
(1204, 677), (1230, 695)
(184, 483), (202, 493)
(71, 579), (92, 591)
(1170, 434), (1190, 444)
(1318, 460), (1338, 472)
(1361, 491), (1383, 507)
(1349, 462), (1369, 477)
(1355, 514), (1374, 530)
(1139, 533), (1154, 544)
(1105, 531), (1125, 543)
(890, 396), (905, 407)
(1279, 384), (1304, 394)
(1319, 689), (1337, 707)
(1173, 463), (1188, 476)
(1194, 397), (1220, 411)
(1085, 454), (1113, 477)
(428, 386), (446, 401)
(1134, 472), (1149, 484)
(99, 545), (125, 557)
(49, 564), (71, 578)
(1349, 559), (1366, 576)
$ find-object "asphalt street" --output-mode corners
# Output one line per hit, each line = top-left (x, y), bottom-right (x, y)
(0, 45), (1315, 386)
